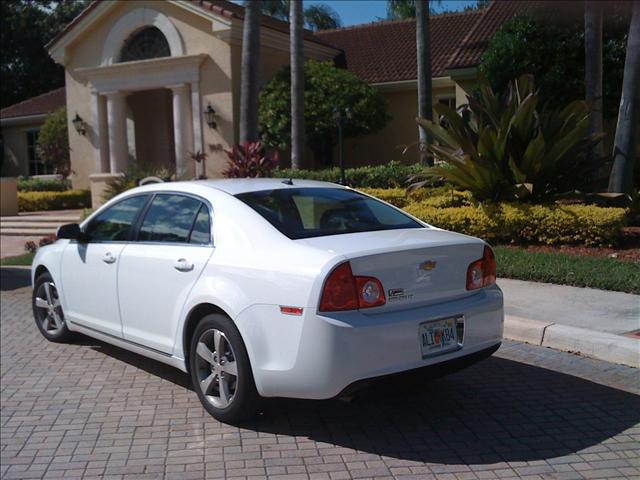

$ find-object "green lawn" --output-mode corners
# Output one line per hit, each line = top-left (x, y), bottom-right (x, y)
(0, 252), (35, 267)
(495, 246), (639, 294)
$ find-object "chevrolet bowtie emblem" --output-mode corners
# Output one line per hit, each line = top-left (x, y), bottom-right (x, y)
(419, 260), (437, 271)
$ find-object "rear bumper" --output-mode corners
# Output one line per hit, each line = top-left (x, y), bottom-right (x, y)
(240, 285), (503, 399)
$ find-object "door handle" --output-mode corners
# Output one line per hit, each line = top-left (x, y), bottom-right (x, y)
(102, 252), (116, 264)
(174, 258), (194, 272)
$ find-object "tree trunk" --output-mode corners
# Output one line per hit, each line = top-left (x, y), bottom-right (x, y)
(608, 1), (640, 193)
(290, 0), (304, 170)
(585, 1), (604, 162)
(416, 0), (433, 166)
(239, 0), (261, 143)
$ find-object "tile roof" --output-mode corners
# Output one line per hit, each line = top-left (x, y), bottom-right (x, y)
(1, 88), (66, 119)
(315, 1), (528, 84)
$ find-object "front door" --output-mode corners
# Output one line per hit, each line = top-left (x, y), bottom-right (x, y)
(118, 193), (213, 354)
(60, 195), (149, 337)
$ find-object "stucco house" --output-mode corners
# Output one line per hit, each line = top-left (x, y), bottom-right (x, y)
(1, 0), (522, 205)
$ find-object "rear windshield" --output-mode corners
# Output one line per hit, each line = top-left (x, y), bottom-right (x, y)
(235, 188), (423, 239)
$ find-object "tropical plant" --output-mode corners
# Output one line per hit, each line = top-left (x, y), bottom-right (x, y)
(608, 0), (640, 194)
(259, 60), (390, 165)
(240, 0), (261, 143)
(413, 75), (606, 202)
(290, 0), (304, 169)
(387, 0), (416, 19)
(103, 164), (174, 201)
(304, 4), (341, 30)
(36, 107), (71, 177)
(223, 141), (279, 178)
(257, 0), (341, 30)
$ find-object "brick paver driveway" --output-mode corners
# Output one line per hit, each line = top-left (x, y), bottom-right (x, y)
(1, 268), (639, 480)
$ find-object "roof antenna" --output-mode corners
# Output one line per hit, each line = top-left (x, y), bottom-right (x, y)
(282, 178), (294, 185)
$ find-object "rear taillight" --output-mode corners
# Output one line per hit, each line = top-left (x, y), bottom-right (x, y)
(319, 262), (386, 312)
(466, 246), (497, 290)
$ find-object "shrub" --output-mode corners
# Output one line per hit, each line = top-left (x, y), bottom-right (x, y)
(18, 190), (91, 212)
(416, 75), (605, 202)
(273, 162), (428, 188)
(36, 107), (71, 177)
(259, 60), (390, 164)
(223, 141), (279, 178)
(17, 177), (71, 192)
(103, 164), (174, 201)
(403, 202), (626, 247)
(359, 186), (474, 208)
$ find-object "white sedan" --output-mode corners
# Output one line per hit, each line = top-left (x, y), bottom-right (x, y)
(32, 179), (503, 423)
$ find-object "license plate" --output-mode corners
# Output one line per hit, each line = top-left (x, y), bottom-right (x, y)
(419, 316), (459, 358)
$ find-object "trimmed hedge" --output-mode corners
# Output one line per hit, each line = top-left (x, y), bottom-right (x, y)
(273, 162), (427, 188)
(18, 190), (91, 212)
(17, 177), (71, 192)
(360, 188), (626, 247)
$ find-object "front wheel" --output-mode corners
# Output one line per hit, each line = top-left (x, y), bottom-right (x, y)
(189, 313), (261, 424)
(32, 272), (73, 342)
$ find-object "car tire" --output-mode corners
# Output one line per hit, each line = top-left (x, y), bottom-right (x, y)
(32, 272), (73, 343)
(189, 313), (261, 424)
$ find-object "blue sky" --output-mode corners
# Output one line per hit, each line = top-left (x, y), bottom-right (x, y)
(305, 1), (479, 26)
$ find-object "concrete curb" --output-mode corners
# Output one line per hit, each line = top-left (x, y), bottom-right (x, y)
(504, 315), (639, 368)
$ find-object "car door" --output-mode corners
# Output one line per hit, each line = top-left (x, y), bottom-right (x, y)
(60, 194), (150, 337)
(117, 193), (214, 354)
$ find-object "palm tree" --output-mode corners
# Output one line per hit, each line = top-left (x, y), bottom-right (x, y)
(304, 4), (341, 30)
(240, 1), (261, 143)
(608, 0), (640, 193)
(584, 1), (604, 163)
(259, 0), (341, 30)
(290, 0), (304, 169)
(387, 0), (416, 19)
(416, 0), (433, 165)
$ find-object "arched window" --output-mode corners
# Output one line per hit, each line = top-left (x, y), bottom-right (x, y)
(118, 27), (171, 63)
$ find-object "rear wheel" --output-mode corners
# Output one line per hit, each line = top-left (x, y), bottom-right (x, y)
(189, 314), (261, 424)
(32, 272), (73, 342)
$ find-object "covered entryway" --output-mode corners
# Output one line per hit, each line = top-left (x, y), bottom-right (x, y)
(75, 9), (206, 189)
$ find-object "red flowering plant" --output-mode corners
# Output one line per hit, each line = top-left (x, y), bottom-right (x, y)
(223, 141), (279, 178)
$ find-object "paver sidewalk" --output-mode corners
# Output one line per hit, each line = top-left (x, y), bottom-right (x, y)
(499, 278), (639, 368)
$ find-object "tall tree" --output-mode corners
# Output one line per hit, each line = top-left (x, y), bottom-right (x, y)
(304, 4), (341, 30)
(608, 1), (640, 193)
(240, 1), (261, 143)
(1, 0), (89, 108)
(290, 0), (304, 169)
(259, 1), (341, 30)
(416, 0), (433, 165)
(387, 0), (416, 19)
(585, 1), (604, 162)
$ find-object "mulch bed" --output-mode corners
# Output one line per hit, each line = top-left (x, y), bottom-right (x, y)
(502, 244), (640, 262)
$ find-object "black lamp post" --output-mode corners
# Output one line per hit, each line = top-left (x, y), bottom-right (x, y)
(204, 104), (217, 129)
(72, 113), (86, 136)
(333, 106), (351, 185)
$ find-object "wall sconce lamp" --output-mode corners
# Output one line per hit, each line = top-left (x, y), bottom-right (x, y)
(204, 104), (217, 129)
(72, 113), (86, 136)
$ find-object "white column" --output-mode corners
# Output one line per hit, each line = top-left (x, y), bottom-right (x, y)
(105, 91), (129, 173)
(190, 81), (204, 178)
(171, 84), (194, 180)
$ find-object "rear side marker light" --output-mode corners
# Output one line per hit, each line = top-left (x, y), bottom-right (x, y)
(320, 262), (386, 312)
(280, 306), (304, 316)
(466, 246), (497, 290)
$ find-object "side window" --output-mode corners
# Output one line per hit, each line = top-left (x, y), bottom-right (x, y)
(138, 194), (203, 243)
(189, 204), (211, 245)
(85, 195), (149, 242)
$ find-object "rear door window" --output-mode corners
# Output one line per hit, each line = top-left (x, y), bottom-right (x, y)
(138, 194), (207, 244)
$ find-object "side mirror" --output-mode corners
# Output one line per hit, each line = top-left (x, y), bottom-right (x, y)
(57, 223), (87, 242)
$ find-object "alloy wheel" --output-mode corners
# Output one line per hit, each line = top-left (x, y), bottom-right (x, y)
(34, 281), (65, 335)
(194, 328), (238, 408)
